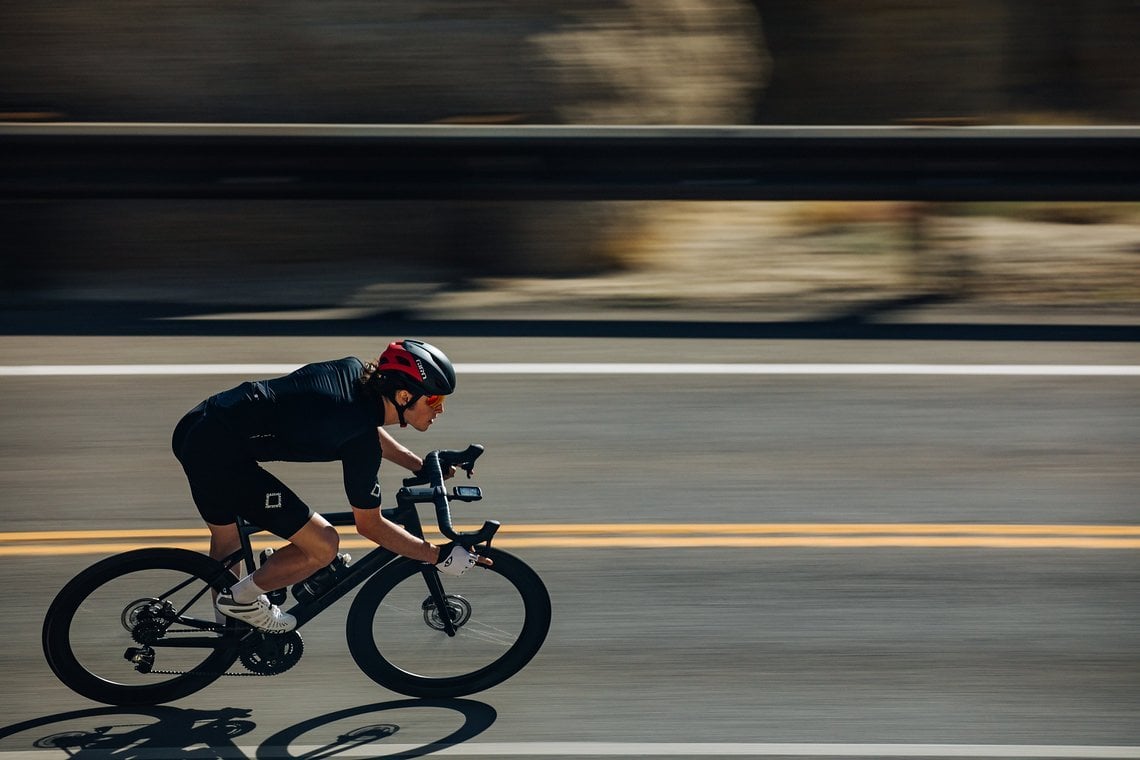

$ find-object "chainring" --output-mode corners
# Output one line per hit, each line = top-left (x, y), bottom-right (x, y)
(239, 631), (304, 675)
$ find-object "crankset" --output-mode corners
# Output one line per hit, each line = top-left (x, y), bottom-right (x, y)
(238, 631), (304, 675)
(122, 629), (303, 677)
(422, 594), (472, 631)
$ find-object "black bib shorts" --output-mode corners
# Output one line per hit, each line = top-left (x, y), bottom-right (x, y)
(172, 403), (314, 540)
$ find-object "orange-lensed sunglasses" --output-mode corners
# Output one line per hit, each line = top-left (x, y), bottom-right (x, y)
(423, 394), (446, 412)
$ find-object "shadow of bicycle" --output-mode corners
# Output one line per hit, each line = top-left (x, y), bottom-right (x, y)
(259, 699), (498, 760)
(0, 699), (497, 759)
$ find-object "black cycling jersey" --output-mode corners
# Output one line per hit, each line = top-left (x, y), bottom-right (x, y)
(174, 358), (386, 523)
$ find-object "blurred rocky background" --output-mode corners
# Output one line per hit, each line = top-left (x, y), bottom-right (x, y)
(2, 1), (1138, 315)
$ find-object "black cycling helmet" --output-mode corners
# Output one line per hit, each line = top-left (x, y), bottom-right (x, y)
(377, 339), (457, 396)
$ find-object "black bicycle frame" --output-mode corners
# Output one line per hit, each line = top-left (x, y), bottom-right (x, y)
(221, 486), (453, 632)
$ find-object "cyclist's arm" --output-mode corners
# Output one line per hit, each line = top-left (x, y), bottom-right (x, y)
(377, 427), (422, 471)
(352, 505), (440, 563)
(377, 427), (455, 478)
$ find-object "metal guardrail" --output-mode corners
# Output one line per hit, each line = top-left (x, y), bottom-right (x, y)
(1, 123), (1138, 201)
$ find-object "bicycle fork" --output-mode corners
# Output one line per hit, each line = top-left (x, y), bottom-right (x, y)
(419, 568), (460, 637)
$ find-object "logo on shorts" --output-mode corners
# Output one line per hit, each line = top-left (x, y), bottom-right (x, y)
(265, 492), (283, 509)
(371, 483), (382, 499)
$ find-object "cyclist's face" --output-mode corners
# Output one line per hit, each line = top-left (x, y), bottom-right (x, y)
(404, 394), (445, 431)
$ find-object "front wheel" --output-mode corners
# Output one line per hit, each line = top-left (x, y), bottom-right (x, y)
(42, 548), (241, 706)
(346, 547), (551, 698)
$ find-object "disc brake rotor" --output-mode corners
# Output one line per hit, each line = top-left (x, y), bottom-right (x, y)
(422, 594), (472, 631)
(121, 598), (164, 631)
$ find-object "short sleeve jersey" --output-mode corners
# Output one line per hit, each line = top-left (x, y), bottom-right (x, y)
(203, 357), (385, 508)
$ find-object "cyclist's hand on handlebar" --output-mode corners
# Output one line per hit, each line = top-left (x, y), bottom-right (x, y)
(435, 543), (493, 575)
(414, 464), (457, 480)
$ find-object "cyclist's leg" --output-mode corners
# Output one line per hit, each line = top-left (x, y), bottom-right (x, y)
(217, 462), (332, 595)
(175, 410), (338, 596)
(250, 513), (339, 592)
(209, 466), (331, 631)
(206, 521), (241, 564)
(174, 404), (250, 567)
(204, 522), (241, 621)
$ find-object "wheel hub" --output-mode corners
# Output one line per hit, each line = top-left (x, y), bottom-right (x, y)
(422, 594), (472, 631)
(123, 598), (176, 643)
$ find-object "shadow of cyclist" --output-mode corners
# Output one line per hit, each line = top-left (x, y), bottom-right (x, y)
(1, 705), (256, 759)
(0, 699), (495, 760)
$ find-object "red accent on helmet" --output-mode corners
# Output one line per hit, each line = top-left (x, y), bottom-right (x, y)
(378, 342), (425, 383)
(376, 339), (457, 395)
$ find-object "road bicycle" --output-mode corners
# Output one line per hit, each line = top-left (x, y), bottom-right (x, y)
(42, 445), (552, 706)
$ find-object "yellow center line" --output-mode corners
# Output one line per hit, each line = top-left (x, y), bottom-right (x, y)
(1, 523), (1139, 556)
(5, 523), (1140, 542)
(506, 523), (1140, 536)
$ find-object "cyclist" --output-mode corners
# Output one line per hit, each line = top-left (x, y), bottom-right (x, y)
(171, 339), (485, 634)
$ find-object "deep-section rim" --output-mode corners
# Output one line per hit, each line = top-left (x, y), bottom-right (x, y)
(345, 547), (551, 698)
(42, 547), (241, 706)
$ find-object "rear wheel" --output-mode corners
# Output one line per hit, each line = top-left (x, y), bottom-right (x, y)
(42, 548), (241, 706)
(346, 547), (551, 698)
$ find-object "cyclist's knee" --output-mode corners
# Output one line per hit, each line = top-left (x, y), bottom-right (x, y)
(293, 521), (339, 567)
(313, 526), (340, 565)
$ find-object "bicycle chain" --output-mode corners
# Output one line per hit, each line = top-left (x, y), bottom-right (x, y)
(142, 629), (300, 677)
(150, 668), (270, 677)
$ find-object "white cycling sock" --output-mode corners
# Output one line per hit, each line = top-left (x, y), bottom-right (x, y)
(230, 574), (270, 604)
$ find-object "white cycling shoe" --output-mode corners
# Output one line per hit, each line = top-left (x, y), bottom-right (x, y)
(215, 592), (296, 633)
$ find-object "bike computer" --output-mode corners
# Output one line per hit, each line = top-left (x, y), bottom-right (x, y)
(452, 486), (482, 500)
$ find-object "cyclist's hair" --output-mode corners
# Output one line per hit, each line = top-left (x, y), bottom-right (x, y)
(360, 362), (420, 405)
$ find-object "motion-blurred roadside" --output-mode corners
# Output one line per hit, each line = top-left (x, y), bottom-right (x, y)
(2, 2), (1137, 323)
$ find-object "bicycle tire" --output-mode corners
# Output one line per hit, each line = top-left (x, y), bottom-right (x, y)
(346, 546), (551, 698)
(42, 548), (241, 706)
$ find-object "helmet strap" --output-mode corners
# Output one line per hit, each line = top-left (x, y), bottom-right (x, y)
(389, 391), (421, 428)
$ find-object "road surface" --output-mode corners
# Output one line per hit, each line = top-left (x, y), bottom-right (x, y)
(0, 325), (1137, 759)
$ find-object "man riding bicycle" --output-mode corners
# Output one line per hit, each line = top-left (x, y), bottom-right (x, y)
(172, 339), (485, 634)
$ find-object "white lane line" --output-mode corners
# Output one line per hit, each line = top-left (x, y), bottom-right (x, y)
(242, 743), (1140, 758)
(459, 363), (1140, 377)
(1, 363), (1138, 377)
(5, 743), (1140, 759)
(0, 364), (301, 376)
(349, 743), (1140, 758)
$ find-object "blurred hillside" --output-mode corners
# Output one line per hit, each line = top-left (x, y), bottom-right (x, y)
(751, 1), (1138, 125)
(2, 1), (1138, 313)
(3, 1), (1136, 124)
(0, 0), (766, 123)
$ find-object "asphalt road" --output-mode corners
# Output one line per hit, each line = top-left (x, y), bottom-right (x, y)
(1, 328), (1138, 759)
